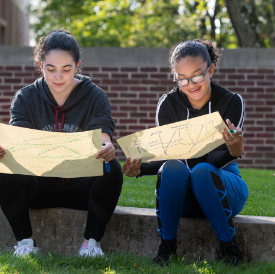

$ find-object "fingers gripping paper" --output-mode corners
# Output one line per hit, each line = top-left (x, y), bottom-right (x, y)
(117, 112), (226, 162)
(0, 124), (103, 177)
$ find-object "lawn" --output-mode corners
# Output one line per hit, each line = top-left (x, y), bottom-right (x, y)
(118, 167), (275, 217)
(1, 251), (275, 274)
(0, 167), (274, 273)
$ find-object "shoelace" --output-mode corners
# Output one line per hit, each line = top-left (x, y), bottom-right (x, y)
(13, 246), (37, 256)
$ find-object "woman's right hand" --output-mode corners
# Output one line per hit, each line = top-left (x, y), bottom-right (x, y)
(122, 157), (142, 177)
(0, 146), (6, 159)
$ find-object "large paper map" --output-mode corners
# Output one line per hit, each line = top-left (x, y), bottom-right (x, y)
(0, 124), (103, 177)
(117, 112), (226, 161)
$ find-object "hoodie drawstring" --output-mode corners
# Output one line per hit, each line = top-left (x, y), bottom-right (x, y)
(53, 105), (70, 184)
(54, 106), (67, 132)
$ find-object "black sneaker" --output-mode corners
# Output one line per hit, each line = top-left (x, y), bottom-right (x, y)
(218, 236), (244, 266)
(153, 238), (177, 266)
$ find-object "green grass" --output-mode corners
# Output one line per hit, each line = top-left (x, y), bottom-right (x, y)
(1, 251), (275, 274)
(118, 166), (275, 217)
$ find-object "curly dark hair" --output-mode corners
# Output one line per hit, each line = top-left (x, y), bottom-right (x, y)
(169, 38), (220, 74)
(33, 28), (81, 75)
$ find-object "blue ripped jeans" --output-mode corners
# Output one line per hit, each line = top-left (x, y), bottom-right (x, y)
(155, 160), (248, 242)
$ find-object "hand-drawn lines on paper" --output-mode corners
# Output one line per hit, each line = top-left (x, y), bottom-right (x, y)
(0, 124), (103, 178)
(117, 112), (226, 162)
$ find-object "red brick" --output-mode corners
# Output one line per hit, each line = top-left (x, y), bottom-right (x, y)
(120, 119), (137, 123)
(2, 118), (10, 123)
(257, 81), (273, 86)
(228, 87), (245, 92)
(121, 80), (140, 84)
(0, 72), (12, 76)
(242, 133), (254, 138)
(140, 93), (157, 98)
(3, 92), (15, 96)
(257, 133), (274, 138)
(140, 106), (156, 111)
(255, 160), (273, 164)
(150, 87), (167, 92)
(246, 140), (264, 144)
(120, 93), (137, 98)
(104, 79), (120, 84)
(112, 112), (127, 117)
(93, 73), (109, 78)
(219, 81), (236, 86)
(102, 67), (119, 72)
(6, 66), (22, 71)
(129, 125), (146, 130)
(92, 79), (101, 85)
(149, 100), (159, 104)
(160, 67), (170, 72)
(0, 111), (9, 115)
(15, 72), (33, 77)
(0, 99), (11, 102)
(131, 74), (148, 78)
(212, 75), (226, 79)
(5, 79), (21, 83)
(257, 69), (274, 73)
(238, 81), (254, 86)
(244, 146), (254, 151)
(120, 106), (137, 111)
(149, 113), (156, 117)
(121, 67), (138, 72)
(266, 101), (275, 105)
(266, 114), (275, 118)
(246, 126), (264, 131)
(130, 100), (147, 104)
(106, 93), (118, 98)
(116, 125), (127, 130)
(237, 69), (255, 73)
(130, 113), (147, 117)
(150, 74), (168, 79)
(256, 107), (272, 112)
(161, 80), (174, 85)
(140, 119), (155, 123)
(267, 127), (275, 131)
(243, 120), (254, 125)
(267, 140), (275, 144)
(246, 153), (263, 157)
(237, 159), (253, 165)
(228, 75), (245, 80)
(266, 75), (275, 80)
(242, 94), (255, 99)
(266, 153), (275, 158)
(247, 100), (264, 105)
(257, 94), (273, 99)
(110, 86), (128, 91)
(130, 86), (148, 91)
(13, 85), (25, 90)
(245, 107), (254, 112)
(256, 146), (273, 151)
(2, 105), (10, 109)
(141, 80), (159, 85)
(266, 88), (275, 92)
(247, 75), (264, 80)
(141, 67), (158, 72)
(110, 106), (118, 111)
(257, 120), (273, 125)
(82, 67), (99, 71)
(0, 86), (11, 90)
(247, 114), (263, 118)
(110, 99), (127, 104)
(219, 69), (236, 73)
(24, 78), (36, 84)
(119, 131), (137, 137)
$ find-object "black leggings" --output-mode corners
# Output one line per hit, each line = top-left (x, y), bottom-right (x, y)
(0, 159), (123, 242)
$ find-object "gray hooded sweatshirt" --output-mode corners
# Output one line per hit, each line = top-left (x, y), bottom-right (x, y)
(9, 74), (115, 138)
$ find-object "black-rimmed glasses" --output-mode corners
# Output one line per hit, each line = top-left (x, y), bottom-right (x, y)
(173, 65), (211, 87)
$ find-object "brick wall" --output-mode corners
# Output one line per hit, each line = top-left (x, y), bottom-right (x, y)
(0, 47), (274, 169)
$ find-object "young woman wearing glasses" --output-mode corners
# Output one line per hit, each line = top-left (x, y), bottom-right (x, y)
(122, 39), (248, 266)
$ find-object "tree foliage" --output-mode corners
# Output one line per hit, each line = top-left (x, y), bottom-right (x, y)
(28, 0), (275, 47)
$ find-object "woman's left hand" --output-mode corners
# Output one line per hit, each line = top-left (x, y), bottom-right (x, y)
(96, 141), (115, 162)
(222, 119), (244, 158)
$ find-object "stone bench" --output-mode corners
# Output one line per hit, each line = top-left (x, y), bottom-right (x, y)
(1, 206), (275, 261)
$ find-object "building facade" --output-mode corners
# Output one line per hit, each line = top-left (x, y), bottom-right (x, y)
(0, 0), (29, 45)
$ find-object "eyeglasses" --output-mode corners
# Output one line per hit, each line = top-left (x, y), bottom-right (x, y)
(173, 65), (211, 88)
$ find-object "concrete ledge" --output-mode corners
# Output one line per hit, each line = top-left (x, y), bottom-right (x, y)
(1, 206), (275, 261)
(1, 46), (275, 67)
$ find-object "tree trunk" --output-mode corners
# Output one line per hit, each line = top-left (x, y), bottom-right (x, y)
(225, 0), (264, 47)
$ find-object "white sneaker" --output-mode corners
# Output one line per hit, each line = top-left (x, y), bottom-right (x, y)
(78, 238), (104, 257)
(13, 239), (39, 257)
